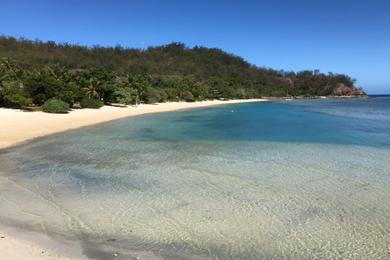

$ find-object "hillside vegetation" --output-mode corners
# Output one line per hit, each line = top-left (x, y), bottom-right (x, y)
(0, 36), (366, 110)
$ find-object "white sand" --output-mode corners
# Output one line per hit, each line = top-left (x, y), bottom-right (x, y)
(0, 99), (266, 259)
(0, 236), (70, 260)
(0, 99), (266, 150)
(0, 227), (87, 260)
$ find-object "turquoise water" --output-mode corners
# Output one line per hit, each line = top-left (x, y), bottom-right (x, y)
(0, 98), (390, 259)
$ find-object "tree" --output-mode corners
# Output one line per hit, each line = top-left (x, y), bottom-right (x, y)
(1, 81), (32, 108)
(0, 36), (366, 110)
(182, 91), (195, 102)
(143, 87), (167, 104)
(84, 78), (100, 99)
(112, 87), (137, 105)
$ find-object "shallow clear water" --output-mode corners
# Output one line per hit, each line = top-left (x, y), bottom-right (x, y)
(1, 98), (390, 259)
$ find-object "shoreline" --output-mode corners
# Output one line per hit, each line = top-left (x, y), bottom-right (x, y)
(0, 225), (87, 260)
(0, 98), (266, 260)
(0, 99), (266, 150)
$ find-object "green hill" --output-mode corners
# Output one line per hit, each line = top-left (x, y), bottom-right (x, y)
(0, 36), (366, 110)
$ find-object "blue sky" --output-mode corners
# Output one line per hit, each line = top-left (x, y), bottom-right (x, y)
(1, 0), (389, 94)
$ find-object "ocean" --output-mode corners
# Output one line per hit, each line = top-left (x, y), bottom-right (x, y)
(0, 97), (389, 259)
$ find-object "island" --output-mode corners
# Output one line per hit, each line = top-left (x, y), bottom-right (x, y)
(0, 36), (366, 113)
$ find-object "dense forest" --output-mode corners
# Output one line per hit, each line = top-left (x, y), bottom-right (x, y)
(0, 36), (365, 112)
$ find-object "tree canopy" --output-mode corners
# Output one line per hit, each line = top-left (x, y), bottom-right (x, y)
(0, 36), (365, 110)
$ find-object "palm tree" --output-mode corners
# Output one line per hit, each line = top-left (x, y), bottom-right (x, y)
(83, 78), (100, 99)
(121, 73), (151, 105)
(0, 58), (23, 81)
(0, 84), (4, 102)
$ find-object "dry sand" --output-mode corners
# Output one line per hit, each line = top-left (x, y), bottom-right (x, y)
(0, 99), (266, 259)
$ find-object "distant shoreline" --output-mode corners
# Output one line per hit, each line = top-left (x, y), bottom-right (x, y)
(262, 95), (369, 100)
(0, 99), (266, 150)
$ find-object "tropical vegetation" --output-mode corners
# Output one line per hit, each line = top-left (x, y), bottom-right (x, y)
(0, 36), (365, 112)
(42, 98), (70, 113)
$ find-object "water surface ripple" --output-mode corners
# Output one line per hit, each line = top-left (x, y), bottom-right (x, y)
(1, 98), (390, 259)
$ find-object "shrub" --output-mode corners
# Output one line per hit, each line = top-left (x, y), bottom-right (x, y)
(80, 98), (104, 109)
(3, 93), (33, 108)
(156, 89), (168, 103)
(143, 87), (161, 104)
(182, 91), (195, 102)
(111, 88), (137, 105)
(1, 81), (33, 108)
(164, 88), (179, 101)
(42, 98), (69, 113)
(33, 93), (47, 105)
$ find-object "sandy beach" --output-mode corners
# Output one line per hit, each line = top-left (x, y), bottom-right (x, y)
(0, 99), (266, 150)
(0, 225), (87, 260)
(0, 99), (265, 260)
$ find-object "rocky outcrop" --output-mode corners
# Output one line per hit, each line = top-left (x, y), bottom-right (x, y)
(331, 83), (367, 97)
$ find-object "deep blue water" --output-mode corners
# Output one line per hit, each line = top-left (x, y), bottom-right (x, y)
(0, 97), (389, 259)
